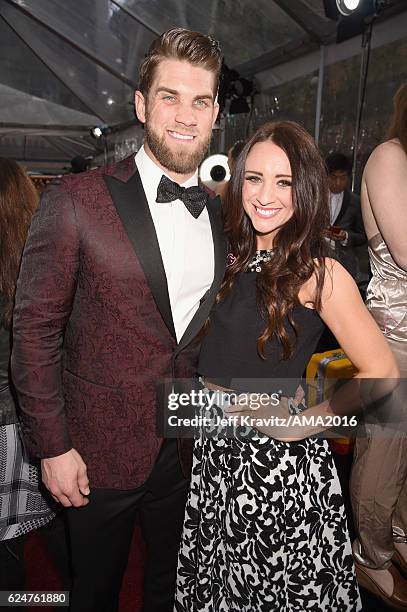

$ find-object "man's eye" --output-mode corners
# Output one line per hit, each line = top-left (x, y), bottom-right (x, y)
(195, 99), (209, 107)
(163, 95), (175, 102)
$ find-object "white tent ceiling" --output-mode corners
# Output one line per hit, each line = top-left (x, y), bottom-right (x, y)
(0, 0), (406, 170)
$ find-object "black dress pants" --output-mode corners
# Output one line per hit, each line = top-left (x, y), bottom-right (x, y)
(0, 535), (24, 591)
(66, 439), (189, 612)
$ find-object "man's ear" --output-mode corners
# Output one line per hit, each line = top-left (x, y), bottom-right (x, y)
(135, 90), (146, 124)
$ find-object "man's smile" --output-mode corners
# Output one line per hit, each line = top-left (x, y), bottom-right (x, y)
(168, 130), (195, 141)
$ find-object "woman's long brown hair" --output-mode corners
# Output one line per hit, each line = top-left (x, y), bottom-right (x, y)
(219, 120), (330, 359)
(387, 82), (407, 154)
(0, 158), (39, 327)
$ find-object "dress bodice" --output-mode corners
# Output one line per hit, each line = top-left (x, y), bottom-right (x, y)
(198, 271), (324, 395)
(366, 233), (407, 343)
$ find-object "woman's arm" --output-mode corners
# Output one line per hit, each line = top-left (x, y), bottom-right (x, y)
(291, 258), (400, 440)
(318, 258), (398, 377)
(225, 259), (399, 441)
(364, 141), (407, 270)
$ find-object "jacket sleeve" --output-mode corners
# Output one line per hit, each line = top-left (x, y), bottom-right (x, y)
(11, 182), (79, 458)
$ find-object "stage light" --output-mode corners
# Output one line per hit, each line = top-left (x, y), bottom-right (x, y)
(199, 154), (230, 191)
(210, 165), (227, 182)
(325, 0), (393, 23)
(336, 0), (361, 16)
(90, 126), (103, 139)
(90, 125), (108, 139)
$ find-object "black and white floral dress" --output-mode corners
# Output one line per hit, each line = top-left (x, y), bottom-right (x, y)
(175, 271), (361, 611)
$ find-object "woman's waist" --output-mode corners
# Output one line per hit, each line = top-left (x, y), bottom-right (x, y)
(202, 376), (300, 398)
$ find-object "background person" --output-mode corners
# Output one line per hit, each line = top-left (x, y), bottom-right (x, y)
(351, 81), (407, 610)
(325, 152), (367, 287)
(0, 158), (56, 593)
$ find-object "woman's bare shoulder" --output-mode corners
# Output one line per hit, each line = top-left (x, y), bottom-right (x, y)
(299, 257), (344, 306)
(366, 139), (406, 173)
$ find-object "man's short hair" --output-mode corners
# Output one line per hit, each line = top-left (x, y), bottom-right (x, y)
(138, 27), (223, 99)
(325, 152), (352, 175)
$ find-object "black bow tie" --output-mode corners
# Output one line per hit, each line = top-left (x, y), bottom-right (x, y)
(156, 175), (208, 219)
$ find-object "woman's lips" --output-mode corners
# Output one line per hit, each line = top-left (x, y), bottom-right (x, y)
(253, 205), (281, 218)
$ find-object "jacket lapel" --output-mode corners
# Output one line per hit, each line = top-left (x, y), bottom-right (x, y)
(335, 189), (350, 225)
(103, 161), (176, 339)
(175, 195), (228, 355)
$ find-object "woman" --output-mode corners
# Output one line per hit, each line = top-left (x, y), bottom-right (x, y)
(0, 158), (55, 589)
(350, 83), (407, 608)
(175, 121), (398, 611)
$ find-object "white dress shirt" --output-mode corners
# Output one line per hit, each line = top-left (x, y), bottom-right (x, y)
(328, 190), (348, 247)
(135, 146), (215, 342)
(329, 190), (344, 225)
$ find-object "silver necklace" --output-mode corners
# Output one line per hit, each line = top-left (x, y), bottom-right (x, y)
(247, 249), (273, 273)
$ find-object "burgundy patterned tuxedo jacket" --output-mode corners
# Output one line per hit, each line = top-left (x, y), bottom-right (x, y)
(11, 155), (227, 489)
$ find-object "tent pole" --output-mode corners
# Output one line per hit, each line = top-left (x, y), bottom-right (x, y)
(314, 45), (325, 146)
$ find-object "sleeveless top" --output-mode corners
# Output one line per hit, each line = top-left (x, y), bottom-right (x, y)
(198, 271), (324, 396)
(366, 232), (407, 343)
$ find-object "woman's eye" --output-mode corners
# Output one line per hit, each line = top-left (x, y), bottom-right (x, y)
(279, 180), (292, 187)
(245, 175), (261, 183)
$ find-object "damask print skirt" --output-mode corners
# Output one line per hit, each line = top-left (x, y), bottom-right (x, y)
(175, 434), (361, 611)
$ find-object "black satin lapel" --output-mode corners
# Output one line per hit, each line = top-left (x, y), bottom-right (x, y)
(104, 171), (176, 339)
(175, 196), (227, 354)
(335, 190), (349, 225)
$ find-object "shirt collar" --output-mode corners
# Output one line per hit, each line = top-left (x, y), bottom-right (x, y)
(135, 145), (198, 191)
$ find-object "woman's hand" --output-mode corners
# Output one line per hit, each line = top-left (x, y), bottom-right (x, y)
(224, 393), (305, 442)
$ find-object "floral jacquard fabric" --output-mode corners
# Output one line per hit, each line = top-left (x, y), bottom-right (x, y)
(175, 434), (362, 611)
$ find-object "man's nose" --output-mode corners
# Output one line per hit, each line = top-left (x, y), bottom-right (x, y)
(175, 102), (198, 126)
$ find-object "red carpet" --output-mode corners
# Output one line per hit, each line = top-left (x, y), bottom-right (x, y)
(25, 525), (145, 611)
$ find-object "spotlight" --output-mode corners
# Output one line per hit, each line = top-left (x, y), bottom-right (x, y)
(210, 165), (227, 182)
(90, 125), (108, 139)
(336, 0), (361, 16)
(325, 0), (393, 22)
(199, 154), (230, 192)
(324, 0), (392, 42)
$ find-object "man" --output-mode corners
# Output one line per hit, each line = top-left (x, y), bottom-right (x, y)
(11, 28), (227, 612)
(325, 152), (368, 285)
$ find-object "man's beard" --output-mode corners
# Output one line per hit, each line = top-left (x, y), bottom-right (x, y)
(144, 117), (212, 176)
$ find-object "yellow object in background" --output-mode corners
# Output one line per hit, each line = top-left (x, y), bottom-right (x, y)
(306, 350), (358, 454)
